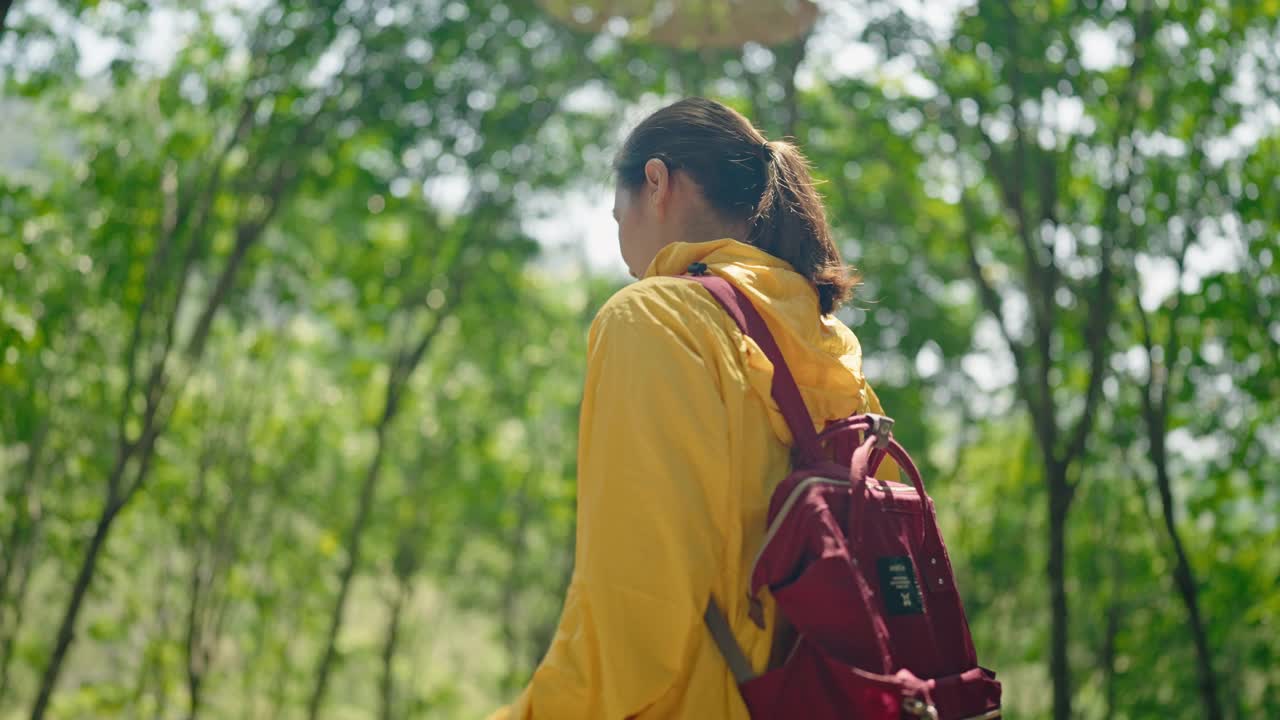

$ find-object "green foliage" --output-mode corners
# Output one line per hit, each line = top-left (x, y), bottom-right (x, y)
(1, 1), (1276, 718)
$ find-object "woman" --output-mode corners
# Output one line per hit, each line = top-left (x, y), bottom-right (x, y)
(492, 97), (894, 719)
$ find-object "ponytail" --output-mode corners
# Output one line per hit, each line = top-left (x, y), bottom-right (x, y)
(616, 97), (857, 314)
(748, 140), (854, 314)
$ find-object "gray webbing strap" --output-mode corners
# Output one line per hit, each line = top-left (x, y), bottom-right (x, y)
(704, 597), (756, 684)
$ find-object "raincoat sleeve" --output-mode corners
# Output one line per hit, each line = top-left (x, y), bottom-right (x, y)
(492, 290), (730, 719)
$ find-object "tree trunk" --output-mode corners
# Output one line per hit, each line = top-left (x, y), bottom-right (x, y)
(240, 602), (271, 719)
(186, 674), (203, 720)
(25, 131), (294, 714)
(127, 558), (174, 720)
(1047, 462), (1072, 720)
(0, 416), (47, 632)
(0, 444), (42, 700)
(501, 473), (535, 682)
(29, 499), (120, 720)
(267, 654), (290, 720)
(306, 428), (390, 720)
(150, 567), (174, 720)
(1152, 435), (1222, 720)
(0, 532), (35, 702)
(1101, 601), (1120, 720)
(379, 580), (410, 720)
(306, 287), (456, 720)
(266, 617), (295, 720)
(1136, 264), (1223, 720)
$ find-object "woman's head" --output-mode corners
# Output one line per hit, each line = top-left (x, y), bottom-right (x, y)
(612, 97), (856, 314)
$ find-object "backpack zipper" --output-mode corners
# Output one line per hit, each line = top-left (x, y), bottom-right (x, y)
(749, 475), (918, 589)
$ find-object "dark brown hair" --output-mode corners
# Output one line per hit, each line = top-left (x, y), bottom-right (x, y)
(615, 97), (856, 314)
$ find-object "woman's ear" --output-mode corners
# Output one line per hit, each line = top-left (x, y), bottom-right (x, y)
(643, 157), (670, 216)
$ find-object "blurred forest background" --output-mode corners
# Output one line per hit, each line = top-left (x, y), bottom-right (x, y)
(0, 0), (1277, 718)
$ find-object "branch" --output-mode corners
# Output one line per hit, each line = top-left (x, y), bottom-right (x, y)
(958, 193), (1046, 443)
(183, 150), (296, 363)
(990, 3), (1061, 434)
(116, 243), (167, 456)
(1038, 134), (1062, 229)
(0, 1), (13, 41)
(115, 62), (258, 460)
(1158, 149), (1201, 418)
(384, 270), (469, 424)
(1038, 132), (1071, 340)
(1134, 282), (1160, 435)
(998, 0), (1041, 270)
(778, 29), (812, 138)
(122, 103), (326, 506)
(184, 445), (215, 700)
(968, 126), (1061, 456)
(1060, 2), (1157, 468)
(971, 103), (1047, 286)
(1059, 214), (1116, 470)
(959, 200), (1018, 354)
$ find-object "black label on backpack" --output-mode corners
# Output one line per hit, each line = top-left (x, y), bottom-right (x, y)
(878, 556), (924, 615)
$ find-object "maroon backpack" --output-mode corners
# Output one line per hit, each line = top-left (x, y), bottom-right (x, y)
(685, 270), (1002, 720)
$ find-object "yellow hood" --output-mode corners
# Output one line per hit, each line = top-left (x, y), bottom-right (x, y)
(644, 238), (875, 446)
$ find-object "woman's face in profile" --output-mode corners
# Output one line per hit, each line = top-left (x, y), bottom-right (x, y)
(612, 159), (674, 279)
(613, 182), (652, 279)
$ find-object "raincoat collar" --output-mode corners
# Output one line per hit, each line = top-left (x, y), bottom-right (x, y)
(644, 238), (796, 279)
(643, 238), (873, 439)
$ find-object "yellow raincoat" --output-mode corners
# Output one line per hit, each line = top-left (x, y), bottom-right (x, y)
(491, 238), (894, 719)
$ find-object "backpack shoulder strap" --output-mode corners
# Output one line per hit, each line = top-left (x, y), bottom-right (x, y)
(683, 273), (823, 465)
(704, 598), (756, 683)
(684, 271), (820, 689)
